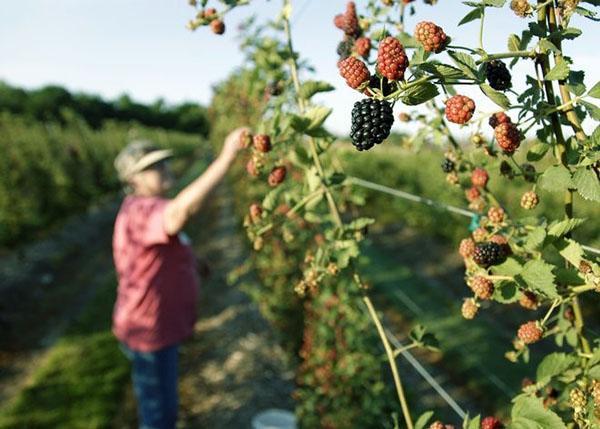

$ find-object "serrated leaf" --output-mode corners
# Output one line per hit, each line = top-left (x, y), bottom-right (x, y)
(525, 226), (547, 251)
(304, 106), (332, 130)
(559, 27), (582, 40)
(556, 238), (584, 267)
(491, 257), (523, 276)
(464, 414), (481, 429)
(419, 63), (466, 80)
(401, 82), (439, 105)
(588, 81), (600, 98)
(581, 100), (600, 120)
(554, 267), (585, 286)
(545, 57), (570, 81)
(509, 396), (566, 429)
(459, 7), (483, 26)
(527, 142), (550, 161)
(414, 411), (434, 429)
(493, 280), (519, 303)
(480, 83), (511, 109)
(517, 260), (558, 298)
(508, 34), (520, 52)
(536, 353), (577, 385)
(538, 165), (574, 193)
(573, 168), (600, 201)
(298, 80), (335, 100)
(483, 0), (507, 6)
(448, 51), (479, 80)
(548, 218), (587, 237)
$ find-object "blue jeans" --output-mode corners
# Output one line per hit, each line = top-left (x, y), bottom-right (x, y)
(120, 342), (179, 429)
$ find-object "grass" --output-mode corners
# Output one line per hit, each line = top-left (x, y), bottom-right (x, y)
(0, 274), (130, 429)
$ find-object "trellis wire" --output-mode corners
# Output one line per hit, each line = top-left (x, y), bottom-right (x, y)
(348, 176), (600, 256)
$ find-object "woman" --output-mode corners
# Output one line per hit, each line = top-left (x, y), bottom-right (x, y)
(111, 127), (246, 429)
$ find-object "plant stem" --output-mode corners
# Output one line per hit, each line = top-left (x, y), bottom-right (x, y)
(571, 284), (597, 295)
(537, 1), (590, 355)
(362, 295), (414, 429)
(479, 6), (485, 51)
(477, 50), (536, 64)
(282, 4), (343, 227)
(392, 342), (419, 358)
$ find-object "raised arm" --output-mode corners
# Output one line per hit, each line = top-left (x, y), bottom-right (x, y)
(163, 127), (247, 235)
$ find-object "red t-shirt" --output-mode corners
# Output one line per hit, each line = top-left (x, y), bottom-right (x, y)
(112, 195), (199, 352)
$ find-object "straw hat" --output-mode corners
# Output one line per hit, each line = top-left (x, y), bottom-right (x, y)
(114, 140), (173, 182)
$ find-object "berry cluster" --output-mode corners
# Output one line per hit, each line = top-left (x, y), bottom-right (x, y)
(459, 238), (476, 259)
(354, 37), (371, 58)
(487, 206), (505, 224)
(461, 298), (479, 320)
(414, 21), (448, 53)
(517, 321), (543, 344)
(334, 2), (363, 64)
(268, 166), (287, 187)
(471, 167), (489, 188)
(339, 57), (370, 89)
(465, 186), (481, 202)
(473, 242), (505, 268)
(495, 122), (522, 154)
(377, 36), (409, 81)
(489, 112), (512, 129)
(520, 191), (539, 210)
(471, 276), (494, 300)
(350, 99), (394, 150)
(481, 416), (504, 429)
(445, 95), (475, 124)
(519, 291), (539, 310)
(441, 158), (455, 173)
(253, 134), (272, 153)
(486, 60), (512, 91)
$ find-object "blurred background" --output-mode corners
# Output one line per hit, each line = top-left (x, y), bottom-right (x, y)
(0, 1), (598, 428)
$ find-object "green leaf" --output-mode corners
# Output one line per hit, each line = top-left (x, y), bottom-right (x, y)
(419, 63), (466, 80)
(480, 83), (511, 109)
(464, 414), (481, 429)
(588, 81), (600, 98)
(493, 281), (519, 303)
(559, 27), (582, 40)
(556, 238), (584, 267)
(483, 0), (507, 6)
(459, 7), (483, 26)
(545, 57), (570, 81)
(527, 142), (550, 162)
(298, 80), (335, 100)
(536, 353), (577, 385)
(573, 168), (600, 201)
(524, 226), (547, 251)
(583, 100), (600, 120)
(448, 51), (480, 80)
(517, 260), (558, 298)
(345, 217), (375, 231)
(491, 257), (523, 276)
(538, 165), (574, 193)
(401, 82), (439, 105)
(414, 411), (434, 429)
(538, 39), (560, 53)
(548, 218), (587, 237)
(508, 34), (521, 52)
(554, 267), (585, 286)
(589, 365), (600, 378)
(303, 106), (332, 130)
(509, 396), (567, 429)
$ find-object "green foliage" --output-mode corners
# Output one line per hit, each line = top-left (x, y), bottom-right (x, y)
(0, 276), (128, 429)
(0, 81), (210, 135)
(0, 112), (201, 247)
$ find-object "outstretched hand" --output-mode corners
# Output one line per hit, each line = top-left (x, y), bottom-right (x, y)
(221, 127), (250, 160)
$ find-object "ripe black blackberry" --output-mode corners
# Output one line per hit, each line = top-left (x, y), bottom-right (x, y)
(473, 242), (505, 268)
(486, 60), (512, 91)
(441, 158), (455, 173)
(350, 99), (394, 151)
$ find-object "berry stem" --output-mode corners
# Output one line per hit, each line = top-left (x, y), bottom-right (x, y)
(447, 44), (477, 54)
(478, 6), (485, 51)
(282, 4), (343, 228)
(361, 292), (414, 429)
(485, 275), (514, 281)
(477, 50), (537, 64)
(392, 341), (419, 358)
(541, 298), (561, 326)
(570, 284), (597, 295)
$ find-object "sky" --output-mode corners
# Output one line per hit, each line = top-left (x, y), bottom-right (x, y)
(1, 0), (598, 136)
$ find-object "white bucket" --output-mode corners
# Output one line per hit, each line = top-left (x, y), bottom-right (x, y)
(251, 409), (297, 429)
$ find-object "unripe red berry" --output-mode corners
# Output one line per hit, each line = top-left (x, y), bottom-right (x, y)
(253, 134), (271, 152)
(210, 19), (225, 35)
(414, 21), (448, 53)
(445, 95), (475, 124)
(339, 57), (370, 89)
(471, 167), (489, 188)
(377, 37), (409, 81)
(268, 166), (287, 187)
(517, 321), (543, 344)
